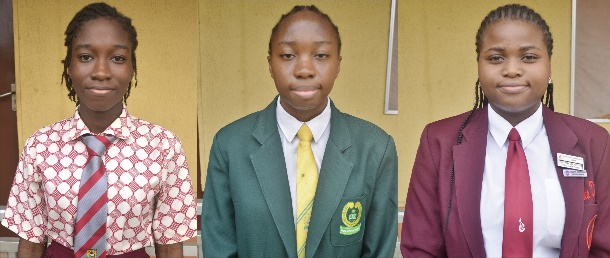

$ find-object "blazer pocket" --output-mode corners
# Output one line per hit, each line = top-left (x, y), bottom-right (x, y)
(330, 195), (366, 247)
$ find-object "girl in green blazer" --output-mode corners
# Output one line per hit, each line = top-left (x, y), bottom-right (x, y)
(201, 5), (398, 258)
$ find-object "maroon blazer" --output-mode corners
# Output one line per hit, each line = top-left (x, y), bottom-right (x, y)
(401, 105), (610, 257)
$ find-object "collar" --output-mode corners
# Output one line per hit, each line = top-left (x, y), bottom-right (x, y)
(276, 96), (331, 143)
(65, 103), (133, 141)
(488, 102), (543, 149)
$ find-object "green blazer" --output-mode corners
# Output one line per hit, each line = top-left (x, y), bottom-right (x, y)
(201, 97), (398, 257)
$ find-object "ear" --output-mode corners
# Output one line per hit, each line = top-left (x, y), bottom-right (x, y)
(67, 67), (71, 76)
(335, 56), (342, 78)
(267, 56), (274, 79)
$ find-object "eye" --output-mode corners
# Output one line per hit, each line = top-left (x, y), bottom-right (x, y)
(314, 53), (329, 59)
(487, 55), (504, 63)
(111, 56), (126, 62)
(78, 54), (93, 62)
(280, 54), (295, 60)
(522, 54), (538, 62)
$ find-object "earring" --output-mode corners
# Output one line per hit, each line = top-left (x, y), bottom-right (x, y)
(546, 78), (554, 111)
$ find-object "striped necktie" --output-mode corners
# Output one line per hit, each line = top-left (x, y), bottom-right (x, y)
(75, 135), (115, 258)
(296, 124), (317, 258)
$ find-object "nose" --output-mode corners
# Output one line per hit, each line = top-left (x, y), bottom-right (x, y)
(91, 60), (111, 80)
(502, 58), (523, 78)
(294, 56), (315, 79)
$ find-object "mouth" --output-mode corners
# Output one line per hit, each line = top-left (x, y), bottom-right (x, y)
(497, 83), (529, 94)
(86, 86), (114, 96)
(291, 85), (320, 99)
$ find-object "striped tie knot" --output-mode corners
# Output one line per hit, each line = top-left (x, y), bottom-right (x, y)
(82, 135), (115, 157)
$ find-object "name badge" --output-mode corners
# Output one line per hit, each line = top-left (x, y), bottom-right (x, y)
(557, 153), (584, 171)
(563, 169), (587, 177)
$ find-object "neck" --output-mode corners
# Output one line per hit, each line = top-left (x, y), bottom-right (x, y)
(79, 102), (123, 134)
(281, 98), (327, 122)
(489, 102), (539, 127)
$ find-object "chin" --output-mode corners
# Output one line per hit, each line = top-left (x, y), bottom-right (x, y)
(295, 101), (326, 111)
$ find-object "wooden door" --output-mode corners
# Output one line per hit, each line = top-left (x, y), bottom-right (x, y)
(0, 0), (19, 238)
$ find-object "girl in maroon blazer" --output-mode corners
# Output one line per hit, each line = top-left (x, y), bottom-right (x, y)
(401, 4), (610, 257)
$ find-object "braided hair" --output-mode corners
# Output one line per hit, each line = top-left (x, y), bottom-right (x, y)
(268, 5), (341, 55)
(61, 2), (138, 105)
(442, 4), (555, 236)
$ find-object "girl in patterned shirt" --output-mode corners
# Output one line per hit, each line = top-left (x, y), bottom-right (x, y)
(1, 2), (197, 258)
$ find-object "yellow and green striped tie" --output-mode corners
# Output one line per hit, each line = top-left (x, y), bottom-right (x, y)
(296, 124), (317, 258)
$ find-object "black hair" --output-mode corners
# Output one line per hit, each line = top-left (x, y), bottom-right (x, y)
(61, 2), (138, 105)
(476, 4), (553, 59)
(442, 4), (555, 237)
(268, 5), (341, 55)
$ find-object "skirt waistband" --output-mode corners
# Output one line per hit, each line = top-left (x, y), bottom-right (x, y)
(43, 240), (149, 258)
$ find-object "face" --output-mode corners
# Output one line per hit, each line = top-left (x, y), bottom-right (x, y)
(68, 18), (134, 114)
(268, 11), (341, 121)
(478, 20), (550, 122)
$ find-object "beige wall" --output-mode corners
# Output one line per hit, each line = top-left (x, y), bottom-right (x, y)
(13, 0), (199, 190)
(198, 0), (399, 192)
(14, 0), (606, 207)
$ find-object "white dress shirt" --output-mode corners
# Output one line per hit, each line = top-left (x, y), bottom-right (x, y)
(276, 97), (331, 225)
(481, 103), (565, 257)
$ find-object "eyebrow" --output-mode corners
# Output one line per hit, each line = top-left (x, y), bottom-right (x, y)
(485, 45), (541, 53)
(74, 44), (130, 50)
(278, 40), (333, 46)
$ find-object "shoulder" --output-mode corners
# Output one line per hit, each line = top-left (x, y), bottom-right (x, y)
(422, 109), (483, 143)
(547, 112), (610, 158)
(427, 109), (480, 131)
(333, 110), (397, 160)
(23, 117), (74, 147)
(214, 110), (263, 141)
(128, 115), (183, 144)
(550, 112), (609, 139)
(338, 112), (391, 141)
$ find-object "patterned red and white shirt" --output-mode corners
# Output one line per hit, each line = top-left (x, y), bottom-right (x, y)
(1, 104), (197, 255)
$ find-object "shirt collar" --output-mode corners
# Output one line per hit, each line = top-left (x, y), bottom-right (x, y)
(276, 96), (331, 143)
(65, 103), (133, 141)
(488, 103), (543, 149)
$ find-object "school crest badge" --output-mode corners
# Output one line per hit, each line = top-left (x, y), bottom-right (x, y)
(340, 201), (362, 235)
(86, 249), (97, 258)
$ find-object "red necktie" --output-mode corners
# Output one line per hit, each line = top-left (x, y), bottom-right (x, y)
(502, 128), (533, 257)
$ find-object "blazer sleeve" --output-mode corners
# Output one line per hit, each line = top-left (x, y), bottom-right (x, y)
(201, 135), (238, 258)
(590, 133), (610, 257)
(361, 135), (398, 258)
(401, 125), (447, 257)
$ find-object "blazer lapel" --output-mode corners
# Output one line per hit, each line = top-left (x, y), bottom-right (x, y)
(453, 107), (488, 257)
(305, 103), (353, 258)
(250, 98), (297, 258)
(542, 107), (583, 257)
